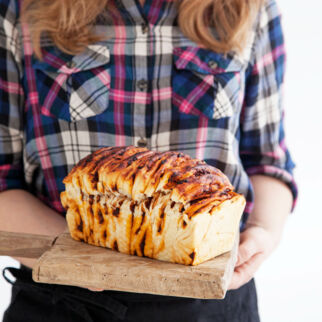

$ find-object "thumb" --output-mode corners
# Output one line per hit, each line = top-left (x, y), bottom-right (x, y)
(236, 232), (259, 267)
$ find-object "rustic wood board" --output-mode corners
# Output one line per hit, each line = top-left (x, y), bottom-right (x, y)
(32, 232), (238, 299)
(0, 231), (55, 258)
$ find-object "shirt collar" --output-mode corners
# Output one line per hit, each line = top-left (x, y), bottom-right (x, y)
(114, 0), (177, 25)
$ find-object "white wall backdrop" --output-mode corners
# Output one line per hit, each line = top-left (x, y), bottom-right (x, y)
(1, 0), (322, 321)
(256, 0), (322, 321)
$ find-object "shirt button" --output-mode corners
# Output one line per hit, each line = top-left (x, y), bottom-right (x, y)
(141, 22), (149, 34)
(137, 138), (147, 147)
(207, 60), (218, 69)
(137, 79), (148, 91)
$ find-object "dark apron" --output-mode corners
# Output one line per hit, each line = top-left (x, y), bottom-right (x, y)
(2, 265), (260, 322)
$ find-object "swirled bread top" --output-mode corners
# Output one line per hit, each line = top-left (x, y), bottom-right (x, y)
(63, 146), (239, 217)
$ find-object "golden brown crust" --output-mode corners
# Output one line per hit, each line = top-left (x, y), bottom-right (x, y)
(63, 146), (235, 207)
(62, 146), (245, 265)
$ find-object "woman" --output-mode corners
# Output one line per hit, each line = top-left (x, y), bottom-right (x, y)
(0, 0), (297, 321)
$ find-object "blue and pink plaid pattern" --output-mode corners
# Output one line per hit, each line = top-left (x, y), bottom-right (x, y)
(0, 0), (297, 226)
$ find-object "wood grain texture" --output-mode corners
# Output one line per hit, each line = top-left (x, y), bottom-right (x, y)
(33, 232), (239, 299)
(0, 231), (55, 258)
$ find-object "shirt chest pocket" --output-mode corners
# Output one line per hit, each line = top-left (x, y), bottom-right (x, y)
(172, 46), (243, 120)
(33, 45), (111, 122)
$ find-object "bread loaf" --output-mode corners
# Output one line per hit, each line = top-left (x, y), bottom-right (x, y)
(61, 146), (245, 265)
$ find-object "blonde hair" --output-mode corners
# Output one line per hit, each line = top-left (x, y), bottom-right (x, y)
(21, 0), (263, 59)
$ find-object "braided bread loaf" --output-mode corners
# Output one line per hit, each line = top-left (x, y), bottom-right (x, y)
(61, 146), (245, 265)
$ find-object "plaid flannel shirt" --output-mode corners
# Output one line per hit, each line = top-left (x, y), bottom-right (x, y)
(0, 0), (297, 227)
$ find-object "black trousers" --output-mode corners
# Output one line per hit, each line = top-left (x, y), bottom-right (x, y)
(2, 266), (260, 322)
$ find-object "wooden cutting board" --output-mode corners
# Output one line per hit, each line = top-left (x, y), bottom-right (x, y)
(0, 231), (238, 299)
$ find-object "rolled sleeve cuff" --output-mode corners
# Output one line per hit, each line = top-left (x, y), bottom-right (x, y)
(246, 165), (298, 212)
(0, 164), (26, 193)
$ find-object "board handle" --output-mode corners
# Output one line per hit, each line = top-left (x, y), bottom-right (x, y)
(0, 231), (56, 258)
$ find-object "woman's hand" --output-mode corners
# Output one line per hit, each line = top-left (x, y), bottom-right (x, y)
(228, 175), (293, 290)
(87, 287), (104, 292)
(228, 224), (277, 290)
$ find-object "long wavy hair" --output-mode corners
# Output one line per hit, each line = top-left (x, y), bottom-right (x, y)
(21, 0), (263, 59)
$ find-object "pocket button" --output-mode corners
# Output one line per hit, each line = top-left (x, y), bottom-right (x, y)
(207, 60), (218, 69)
(66, 61), (76, 68)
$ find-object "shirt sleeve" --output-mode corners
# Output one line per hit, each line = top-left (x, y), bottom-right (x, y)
(0, 0), (26, 192)
(240, 0), (298, 209)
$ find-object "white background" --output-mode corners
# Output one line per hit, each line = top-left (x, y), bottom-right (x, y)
(255, 0), (322, 321)
(1, 0), (322, 321)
